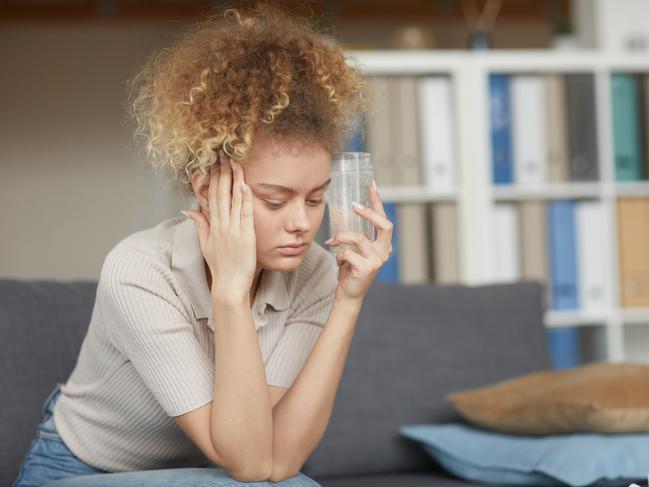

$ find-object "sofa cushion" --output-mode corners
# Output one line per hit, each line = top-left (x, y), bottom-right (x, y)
(447, 362), (649, 435)
(302, 280), (551, 478)
(314, 470), (487, 487)
(399, 422), (648, 487)
(0, 279), (98, 487)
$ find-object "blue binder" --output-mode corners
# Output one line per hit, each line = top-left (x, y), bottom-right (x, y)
(489, 74), (513, 185)
(376, 203), (399, 283)
(547, 200), (580, 369)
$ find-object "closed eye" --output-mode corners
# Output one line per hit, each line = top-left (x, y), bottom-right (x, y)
(264, 200), (323, 210)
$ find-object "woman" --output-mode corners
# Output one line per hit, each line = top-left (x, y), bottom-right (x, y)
(12, 3), (393, 486)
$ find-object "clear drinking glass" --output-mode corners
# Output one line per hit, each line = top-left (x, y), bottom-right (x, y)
(324, 152), (376, 253)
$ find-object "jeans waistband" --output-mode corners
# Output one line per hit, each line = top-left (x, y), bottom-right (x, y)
(42, 383), (63, 419)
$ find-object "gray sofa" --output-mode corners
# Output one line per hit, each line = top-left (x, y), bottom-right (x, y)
(1, 278), (551, 487)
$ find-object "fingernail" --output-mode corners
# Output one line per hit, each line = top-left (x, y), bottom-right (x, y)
(352, 201), (364, 210)
(181, 210), (190, 219)
(324, 237), (333, 244)
(372, 179), (378, 190)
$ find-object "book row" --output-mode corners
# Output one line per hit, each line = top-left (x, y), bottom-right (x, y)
(349, 74), (649, 191)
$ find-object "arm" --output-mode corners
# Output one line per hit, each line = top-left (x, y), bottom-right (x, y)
(269, 297), (362, 482)
(210, 295), (274, 480)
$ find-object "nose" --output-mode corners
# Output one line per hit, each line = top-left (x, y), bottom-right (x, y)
(285, 202), (311, 234)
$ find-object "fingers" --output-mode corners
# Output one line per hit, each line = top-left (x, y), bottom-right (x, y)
(208, 165), (219, 229)
(352, 200), (393, 247)
(328, 231), (382, 264)
(217, 155), (232, 228)
(241, 170), (254, 237)
(335, 246), (368, 272)
(230, 160), (243, 231)
(369, 180), (387, 218)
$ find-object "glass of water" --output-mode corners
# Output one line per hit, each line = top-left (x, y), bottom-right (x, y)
(325, 152), (376, 253)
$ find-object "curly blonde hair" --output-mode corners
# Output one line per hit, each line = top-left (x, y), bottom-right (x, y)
(126, 1), (368, 198)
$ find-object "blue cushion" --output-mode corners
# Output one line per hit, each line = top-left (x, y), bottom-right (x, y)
(399, 423), (648, 487)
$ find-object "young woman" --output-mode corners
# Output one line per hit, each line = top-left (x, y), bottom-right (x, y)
(12, 3), (393, 487)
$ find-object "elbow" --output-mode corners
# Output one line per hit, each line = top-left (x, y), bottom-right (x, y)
(269, 462), (300, 483)
(229, 460), (274, 483)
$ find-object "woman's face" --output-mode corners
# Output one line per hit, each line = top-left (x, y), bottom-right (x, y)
(242, 134), (332, 272)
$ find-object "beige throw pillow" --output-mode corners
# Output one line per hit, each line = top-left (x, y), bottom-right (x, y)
(447, 362), (649, 435)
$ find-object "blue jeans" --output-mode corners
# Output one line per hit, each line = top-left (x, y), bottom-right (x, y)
(12, 385), (320, 487)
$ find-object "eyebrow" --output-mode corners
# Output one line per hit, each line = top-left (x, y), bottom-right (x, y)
(255, 178), (332, 194)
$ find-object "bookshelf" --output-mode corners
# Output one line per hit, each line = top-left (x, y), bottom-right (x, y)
(340, 49), (649, 366)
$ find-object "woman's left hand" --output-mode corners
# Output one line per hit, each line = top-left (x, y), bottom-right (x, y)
(325, 182), (393, 303)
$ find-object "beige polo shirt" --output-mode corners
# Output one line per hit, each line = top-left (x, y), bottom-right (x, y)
(52, 216), (338, 472)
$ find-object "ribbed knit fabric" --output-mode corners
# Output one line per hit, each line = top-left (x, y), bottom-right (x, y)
(52, 216), (338, 472)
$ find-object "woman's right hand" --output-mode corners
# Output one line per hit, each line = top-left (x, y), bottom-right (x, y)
(183, 156), (257, 303)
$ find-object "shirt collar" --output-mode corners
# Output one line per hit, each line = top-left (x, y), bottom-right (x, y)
(170, 217), (290, 331)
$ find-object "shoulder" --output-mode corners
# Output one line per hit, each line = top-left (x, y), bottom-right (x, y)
(99, 218), (184, 313)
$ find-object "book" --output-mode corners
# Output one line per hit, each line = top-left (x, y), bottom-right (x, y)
(547, 200), (579, 310)
(392, 76), (430, 283)
(376, 202), (400, 283)
(575, 201), (611, 314)
(519, 201), (549, 308)
(489, 74), (513, 185)
(565, 74), (600, 182)
(547, 200), (580, 370)
(617, 197), (649, 307)
(511, 75), (547, 187)
(418, 76), (456, 192)
(492, 203), (520, 282)
(429, 203), (460, 283)
(366, 76), (396, 186)
(611, 73), (645, 181)
(544, 74), (569, 183)
(548, 328), (580, 370)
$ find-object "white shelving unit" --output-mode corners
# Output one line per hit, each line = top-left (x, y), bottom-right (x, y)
(345, 49), (649, 363)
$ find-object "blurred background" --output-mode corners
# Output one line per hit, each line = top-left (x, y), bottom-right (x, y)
(3, 0), (649, 369)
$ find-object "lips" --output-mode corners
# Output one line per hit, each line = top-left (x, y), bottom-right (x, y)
(277, 243), (307, 256)
(278, 243), (306, 249)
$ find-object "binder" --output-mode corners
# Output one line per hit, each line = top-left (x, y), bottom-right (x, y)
(430, 203), (460, 283)
(366, 76), (396, 186)
(617, 197), (649, 307)
(492, 203), (520, 282)
(398, 205), (430, 283)
(544, 74), (569, 183)
(376, 203), (400, 283)
(489, 74), (513, 184)
(547, 200), (579, 310)
(547, 200), (580, 370)
(548, 328), (580, 370)
(611, 73), (645, 181)
(419, 76), (456, 192)
(575, 201), (611, 314)
(519, 201), (549, 307)
(644, 75), (649, 178)
(511, 75), (547, 186)
(392, 76), (430, 283)
(391, 77), (424, 186)
(565, 74), (600, 182)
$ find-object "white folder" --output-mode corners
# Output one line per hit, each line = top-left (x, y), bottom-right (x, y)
(492, 203), (520, 282)
(418, 76), (456, 193)
(512, 76), (547, 187)
(576, 201), (611, 314)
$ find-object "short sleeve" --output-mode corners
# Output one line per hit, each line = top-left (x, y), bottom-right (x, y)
(101, 246), (214, 417)
(265, 247), (337, 388)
